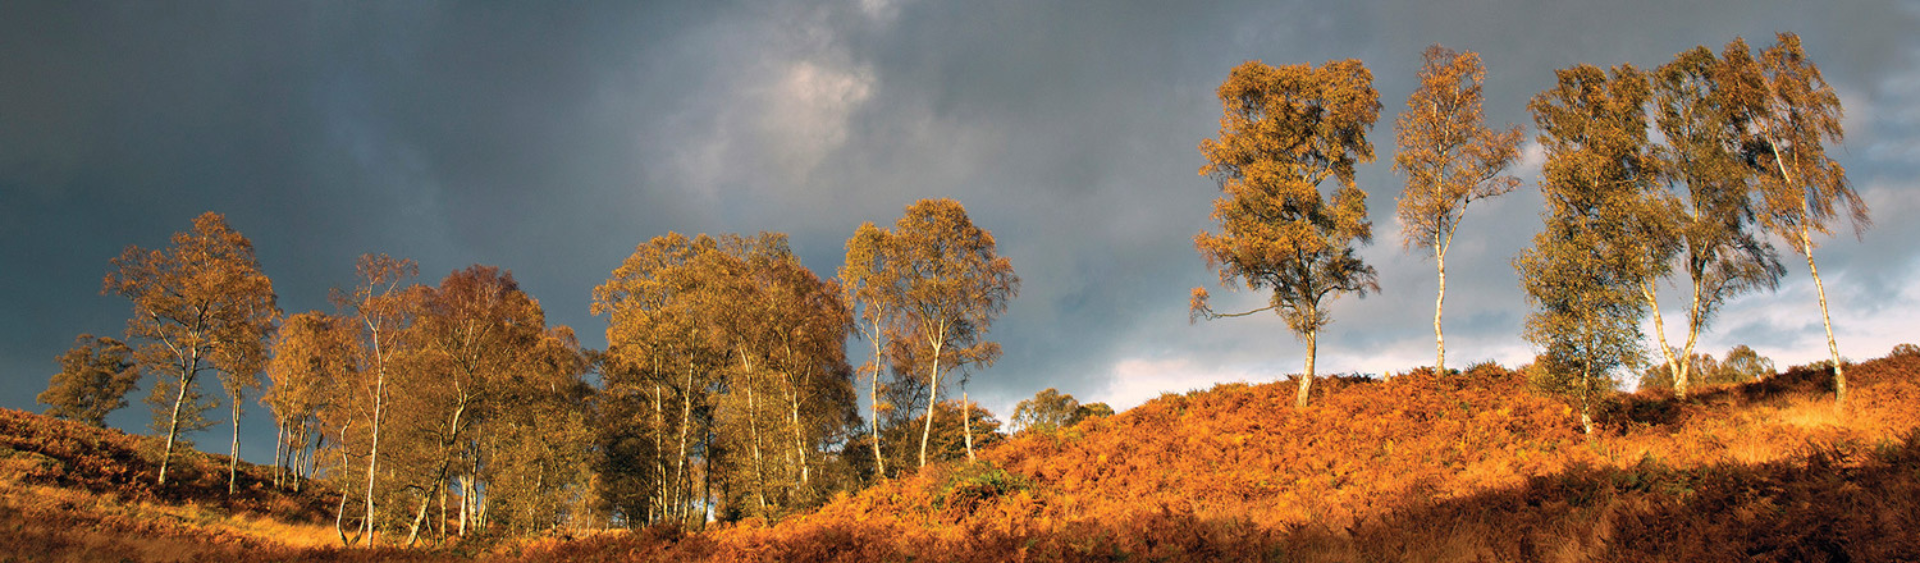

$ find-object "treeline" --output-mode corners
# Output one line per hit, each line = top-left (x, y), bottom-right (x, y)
(36, 198), (1024, 547)
(1190, 33), (1870, 425)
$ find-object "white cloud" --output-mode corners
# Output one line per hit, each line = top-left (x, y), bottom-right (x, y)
(858, 0), (905, 23)
(1095, 356), (1266, 412)
(1514, 139), (1546, 182)
(758, 59), (875, 181)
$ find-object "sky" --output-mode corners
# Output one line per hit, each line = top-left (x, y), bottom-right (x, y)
(3, 1), (1917, 464)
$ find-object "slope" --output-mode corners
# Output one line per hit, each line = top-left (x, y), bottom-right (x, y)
(0, 407), (345, 561)
(522, 351), (1920, 562)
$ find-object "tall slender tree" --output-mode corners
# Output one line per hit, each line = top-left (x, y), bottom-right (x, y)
(840, 222), (900, 478)
(884, 199), (1018, 468)
(216, 315), (276, 494)
(1191, 59), (1382, 408)
(332, 253), (419, 548)
(1736, 33), (1871, 407)
(1644, 41), (1786, 399)
(1518, 64), (1659, 433)
(397, 265), (547, 545)
(103, 212), (279, 486)
(1393, 45), (1523, 374)
(595, 233), (717, 527)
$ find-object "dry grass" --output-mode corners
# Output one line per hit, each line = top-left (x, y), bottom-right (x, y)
(508, 353), (1920, 562)
(7, 351), (1920, 562)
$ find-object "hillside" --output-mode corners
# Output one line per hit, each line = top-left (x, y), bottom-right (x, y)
(0, 408), (377, 562)
(520, 352), (1920, 562)
(4, 351), (1918, 562)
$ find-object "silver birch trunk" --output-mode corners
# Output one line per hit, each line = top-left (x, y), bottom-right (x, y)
(962, 390), (974, 462)
(1296, 330), (1316, 409)
(1803, 229), (1846, 407)
(1643, 282), (1685, 398)
(157, 350), (200, 486)
(918, 334), (944, 468)
(228, 393), (242, 494)
(1434, 232), (1448, 373)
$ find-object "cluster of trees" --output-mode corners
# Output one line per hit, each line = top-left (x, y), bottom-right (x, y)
(1519, 33), (1868, 429)
(589, 198), (1019, 527)
(1638, 344), (1776, 391)
(590, 231), (860, 526)
(264, 257), (595, 546)
(1190, 34), (1869, 424)
(36, 198), (1026, 543)
(53, 214), (599, 547)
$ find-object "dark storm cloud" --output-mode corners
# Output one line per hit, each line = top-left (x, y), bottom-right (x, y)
(4, 1), (1917, 457)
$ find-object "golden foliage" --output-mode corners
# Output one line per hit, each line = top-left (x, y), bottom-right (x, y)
(1191, 58), (1382, 408)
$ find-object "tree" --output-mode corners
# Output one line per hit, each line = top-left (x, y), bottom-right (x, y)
(1010, 388), (1078, 435)
(1517, 64), (1658, 433)
(37, 334), (141, 428)
(331, 253), (420, 548)
(1191, 59), (1382, 408)
(883, 199), (1019, 468)
(841, 222), (901, 479)
(1010, 388), (1109, 435)
(1736, 33), (1871, 407)
(1393, 45), (1523, 374)
(1720, 344), (1776, 381)
(216, 313), (275, 494)
(753, 243), (856, 501)
(478, 326), (596, 536)
(1642, 41), (1786, 399)
(595, 233), (723, 527)
(1075, 401), (1115, 421)
(882, 400), (1004, 469)
(103, 211), (280, 486)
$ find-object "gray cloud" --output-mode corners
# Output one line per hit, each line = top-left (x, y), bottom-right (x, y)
(3, 0), (1916, 458)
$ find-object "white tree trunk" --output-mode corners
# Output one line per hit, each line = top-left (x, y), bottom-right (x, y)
(1296, 330), (1317, 409)
(1803, 229), (1846, 407)
(918, 337), (944, 468)
(1434, 236), (1447, 373)
(962, 390), (975, 462)
(1643, 282), (1685, 398)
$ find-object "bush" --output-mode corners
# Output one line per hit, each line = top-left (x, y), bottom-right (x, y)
(934, 462), (1028, 516)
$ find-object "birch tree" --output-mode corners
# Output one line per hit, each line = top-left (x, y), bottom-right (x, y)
(1393, 45), (1522, 373)
(840, 222), (900, 478)
(1191, 59), (1382, 408)
(332, 253), (419, 548)
(264, 311), (355, 492)
(1738, 33), (1871, 407)
(103, 211), (279, 486)
(1518, 64), (1658, 433)
(883, 199), (1019, 468)
(1644, 41), (1786, 398)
